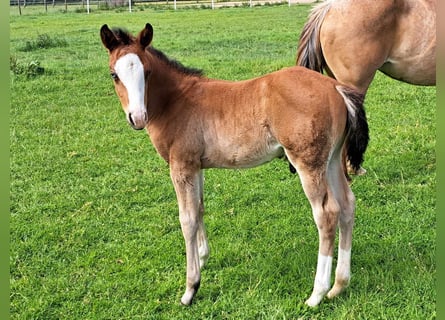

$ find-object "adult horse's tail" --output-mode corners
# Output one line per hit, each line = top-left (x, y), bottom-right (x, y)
(296, 1), (332, 73)
(336, 86), (369, 172)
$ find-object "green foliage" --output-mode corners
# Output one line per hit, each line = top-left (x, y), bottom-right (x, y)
(18, 33), (68, 52)
(10, 5), (436, 320)
(74, 7), (87, 13)
(10, 55), (44, 78)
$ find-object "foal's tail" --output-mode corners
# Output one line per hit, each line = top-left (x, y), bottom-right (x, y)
(296, 1), (332, 72)
(336, 86), (369, 172)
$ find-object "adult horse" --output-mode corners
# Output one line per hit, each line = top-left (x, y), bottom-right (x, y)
(297, 0), (436, 174)
(100, 23), (369, 307)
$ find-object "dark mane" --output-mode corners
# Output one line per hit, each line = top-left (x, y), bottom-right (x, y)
(148, 47), (204, 77)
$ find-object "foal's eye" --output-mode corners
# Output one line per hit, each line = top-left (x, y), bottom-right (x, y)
(110, 72), (119, 81)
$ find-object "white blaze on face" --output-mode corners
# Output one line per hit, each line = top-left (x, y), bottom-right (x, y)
(114, 53), (147, 129)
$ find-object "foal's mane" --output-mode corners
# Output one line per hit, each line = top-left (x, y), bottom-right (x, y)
(111, 27), (204, 78)
(148, 47), (204, 77)
(111, 27), (133, 45)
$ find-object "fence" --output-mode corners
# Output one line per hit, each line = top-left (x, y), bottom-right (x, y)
(10, 0), (317, 14)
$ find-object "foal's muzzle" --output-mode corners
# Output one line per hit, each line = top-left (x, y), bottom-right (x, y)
(127, 111), (148, 130)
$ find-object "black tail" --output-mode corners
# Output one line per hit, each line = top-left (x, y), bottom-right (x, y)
(336, 86), (369, 172)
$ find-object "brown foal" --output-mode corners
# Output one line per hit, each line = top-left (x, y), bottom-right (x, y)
(100, 23), (369, 307)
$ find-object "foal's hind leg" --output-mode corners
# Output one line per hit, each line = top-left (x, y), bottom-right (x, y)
(327, 169), (355, 300)
(296, 166), (341, 307)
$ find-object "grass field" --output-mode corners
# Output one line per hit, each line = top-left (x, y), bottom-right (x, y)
(10, 4), (436, 319)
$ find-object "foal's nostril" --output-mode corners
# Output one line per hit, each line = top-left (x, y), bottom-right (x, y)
(128, 113), (136, 127)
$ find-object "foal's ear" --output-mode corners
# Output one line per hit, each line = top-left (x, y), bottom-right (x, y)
(138, 23), (153, 49)
(100, 24), (119, 52)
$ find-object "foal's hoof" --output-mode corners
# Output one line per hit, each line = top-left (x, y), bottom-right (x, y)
(327, 277), (349, 300)
(180, 293), (194, 306)
(305, 290), (327, 307)
(326, 285), (345, 300)
(181, 283), (200, 306)
(305, 295), (323, 308)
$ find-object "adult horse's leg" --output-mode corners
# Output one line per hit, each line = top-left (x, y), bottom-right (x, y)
(197, 171), (210, 268)
(170, 162), (203, 305)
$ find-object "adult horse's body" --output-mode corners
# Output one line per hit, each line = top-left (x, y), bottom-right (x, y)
(297, 0), (436, 175)
(100, 23), (369, 307)
(297, 0), (436, 93)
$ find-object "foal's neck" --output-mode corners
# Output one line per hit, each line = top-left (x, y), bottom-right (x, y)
(146, 49), (202, 120)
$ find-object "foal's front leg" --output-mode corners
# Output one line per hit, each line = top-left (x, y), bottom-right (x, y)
(170, 165), (203, 306)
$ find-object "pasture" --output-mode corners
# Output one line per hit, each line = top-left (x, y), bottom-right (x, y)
(10, 4), (436, 319)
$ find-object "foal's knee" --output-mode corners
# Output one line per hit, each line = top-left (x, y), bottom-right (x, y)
(179, 213), (199, 236)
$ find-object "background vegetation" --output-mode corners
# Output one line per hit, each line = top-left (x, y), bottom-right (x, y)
(10, 4), (436, 319)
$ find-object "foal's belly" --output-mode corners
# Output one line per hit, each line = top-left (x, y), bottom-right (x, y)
(200, 139), (284, 169)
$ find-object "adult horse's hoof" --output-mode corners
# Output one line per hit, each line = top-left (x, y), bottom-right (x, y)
(347, 163), (367, 176)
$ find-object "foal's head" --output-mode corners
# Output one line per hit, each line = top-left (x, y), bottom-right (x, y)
(100, 23), (153, 130)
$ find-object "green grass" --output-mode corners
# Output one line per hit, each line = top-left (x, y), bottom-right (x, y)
(10, 5), (436, 319)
